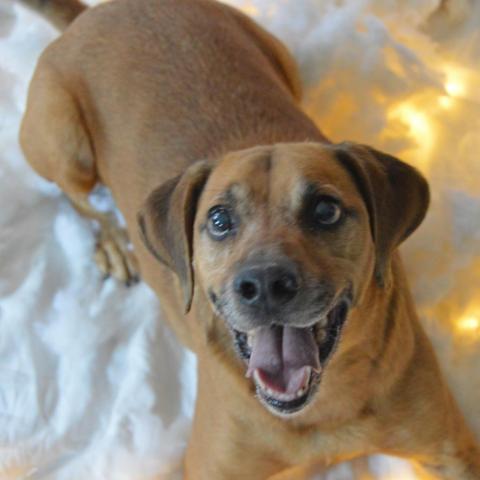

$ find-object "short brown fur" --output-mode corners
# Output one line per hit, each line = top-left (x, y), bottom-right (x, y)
(18, 0), (479, 478)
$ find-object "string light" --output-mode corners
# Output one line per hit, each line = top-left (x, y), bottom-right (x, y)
(387, 64), (468, 170)
(457, 314), (480, 333)
(445, 78), (466, 98)
(443, 65), (468, 98)
(388, 102), (434, 167)
(438, 95), (454, 109)
(395, 105), (431, 139)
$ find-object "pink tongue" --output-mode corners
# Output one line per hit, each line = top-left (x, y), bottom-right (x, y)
(246, 326), (320, 394)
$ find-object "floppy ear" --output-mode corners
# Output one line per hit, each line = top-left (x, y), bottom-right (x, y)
(137, 160), (212, 313)
(334, 142), (430, 285)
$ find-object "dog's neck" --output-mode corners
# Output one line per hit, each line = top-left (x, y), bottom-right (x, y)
(184, 256), (438, 474)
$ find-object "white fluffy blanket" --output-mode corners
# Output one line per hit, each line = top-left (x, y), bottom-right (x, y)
(0, 1), (479, 479)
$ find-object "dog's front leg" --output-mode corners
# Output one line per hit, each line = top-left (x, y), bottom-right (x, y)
(70, 195), (140, 285)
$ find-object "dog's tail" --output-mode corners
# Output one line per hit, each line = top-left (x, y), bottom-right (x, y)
(18, 0), (88, 30)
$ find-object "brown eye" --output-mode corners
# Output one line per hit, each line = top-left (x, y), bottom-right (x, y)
(207, 206), (234, 239)
(313, 198), (342, 226)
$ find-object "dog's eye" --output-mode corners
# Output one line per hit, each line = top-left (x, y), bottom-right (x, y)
(313, 198), (342, 226)
(207, 206), (234, 239)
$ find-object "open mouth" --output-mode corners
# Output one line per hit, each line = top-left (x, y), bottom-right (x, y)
(233, 300), (350, 416)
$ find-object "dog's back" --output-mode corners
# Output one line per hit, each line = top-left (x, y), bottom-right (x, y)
(20, 0), (320, 214)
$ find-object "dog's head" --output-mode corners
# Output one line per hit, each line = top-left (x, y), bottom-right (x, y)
(138, 142), (429, 417)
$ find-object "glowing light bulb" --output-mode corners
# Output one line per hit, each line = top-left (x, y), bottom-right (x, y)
(388, 103), (434, 165)
(403, 108), (429, 137)
(458, 315), (480, 332)
(445, 80), (465, 97)
(443, 66), (467, 98)
(438, 95), (454, 109)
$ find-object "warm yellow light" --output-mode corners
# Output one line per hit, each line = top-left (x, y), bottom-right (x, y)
(443, 66), (467, 98)
(438, 95), (454, 109)
(458, 315), (480, 332)
(403, 108), (429, 136)
(389, 103), (434, 155)
(445, 80), (465, 97)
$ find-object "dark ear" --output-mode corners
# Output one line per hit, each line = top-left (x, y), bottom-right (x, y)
(334, 142), (430, 284)
(137, 161), (212, 313)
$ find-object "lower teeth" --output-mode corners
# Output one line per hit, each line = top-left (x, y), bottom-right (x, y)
(254, 376), (310, 402)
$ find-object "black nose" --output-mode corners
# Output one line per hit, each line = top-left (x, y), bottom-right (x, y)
(233, 263), (299, 310)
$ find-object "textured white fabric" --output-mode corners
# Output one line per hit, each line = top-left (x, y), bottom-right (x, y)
(0, 1), (479, 479)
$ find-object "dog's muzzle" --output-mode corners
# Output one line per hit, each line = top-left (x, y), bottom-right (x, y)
(208, 254), (353, 416)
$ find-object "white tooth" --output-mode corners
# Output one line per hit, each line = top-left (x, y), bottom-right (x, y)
(252, 368), (312, 402)
(253, 369), (267, 390)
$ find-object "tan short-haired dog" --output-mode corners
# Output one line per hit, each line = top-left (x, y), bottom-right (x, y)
(18, 0), (480, 478)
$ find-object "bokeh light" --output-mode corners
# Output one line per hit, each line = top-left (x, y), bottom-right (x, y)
(458, 314), (480, 334)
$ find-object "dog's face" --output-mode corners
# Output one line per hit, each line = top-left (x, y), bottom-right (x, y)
(193, 144), (370, 415)
(138, 142), (429, 417)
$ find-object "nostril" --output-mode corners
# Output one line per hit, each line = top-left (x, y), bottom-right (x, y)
(270, 274), (298, 302)
(239, 280), (259, 301)
(234, 272), (263, 306)
(234, 264), (299, 308)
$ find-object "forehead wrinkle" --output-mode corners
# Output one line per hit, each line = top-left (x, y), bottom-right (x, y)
(267, 148), (303, 225)
(233, 150), (272, 223)
(267, 148), (285, 229)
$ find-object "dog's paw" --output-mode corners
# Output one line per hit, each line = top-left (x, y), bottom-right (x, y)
(94, 225), (140, 286)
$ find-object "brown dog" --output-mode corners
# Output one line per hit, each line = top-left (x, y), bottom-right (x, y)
(18, 0), (480, 478)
